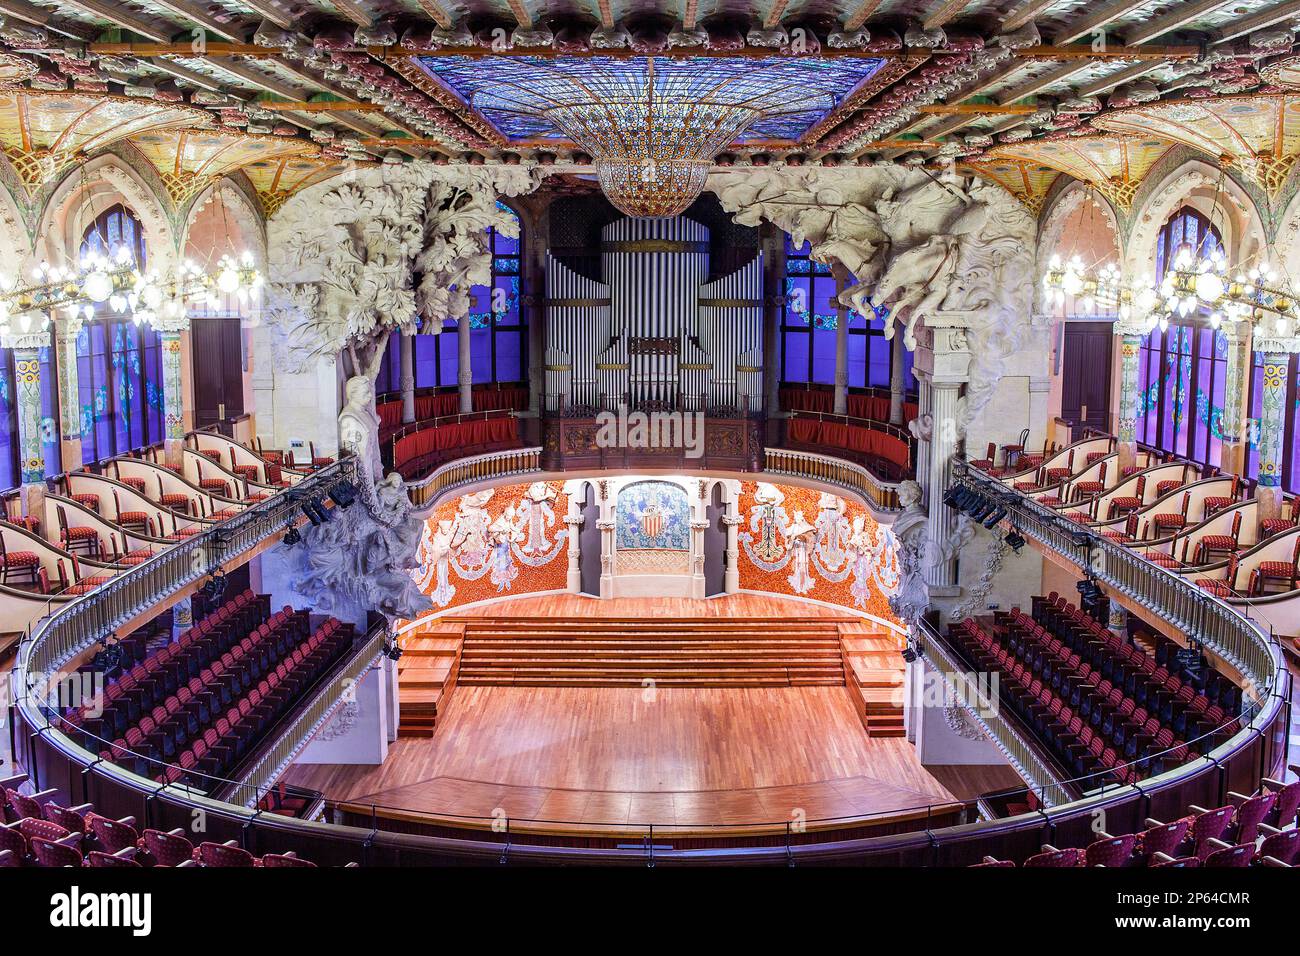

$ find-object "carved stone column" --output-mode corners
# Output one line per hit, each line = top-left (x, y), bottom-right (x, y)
(564, 512), (583, 593)
(914, 322), (972, 596)
(399, 329), (415, 424)
(4, 330), (50, 516)
(55, 317), (82, 469)
(889, 332), (906, 425)
(155, 315), (190, 470)
(1255, 349), (1292, 524)
(523, 196), (549, 419)
(690, 518), (709, 599)
(457, 313), (473, 414)
(832, 262), (850, 415)
(596, 518), (616, 599)
(723, 511), (743, 594)
(1113, 324), (1144, 473)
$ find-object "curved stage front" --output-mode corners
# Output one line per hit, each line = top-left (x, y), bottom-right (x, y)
(283, 595), (1014, 846)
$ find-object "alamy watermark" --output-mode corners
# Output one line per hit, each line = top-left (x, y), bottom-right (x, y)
(595, 403), (704, 459)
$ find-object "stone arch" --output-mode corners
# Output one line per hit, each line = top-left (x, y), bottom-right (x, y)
(1124, 158), (1266, 282)
(36, 154), (177, 273)
(0, 159), (32, 272)
(181, 176), (268, 269)
(1035, 179), (1123, 315)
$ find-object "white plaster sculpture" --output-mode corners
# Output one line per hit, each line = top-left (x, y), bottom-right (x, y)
(888, 479), (930, 628)
(708, 165), (1035, 437)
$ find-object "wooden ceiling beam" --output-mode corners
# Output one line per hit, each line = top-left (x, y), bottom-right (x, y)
(58, 0), (173, 42)
(997, 60), (1093, 103)
(0, 0), (98, 41)
(91, 42), (279, 56)
(923, 0), (973, 31)
(843, 0), (883, 32)
(330, 0), (373, 27)
(259, 99), (384, 112)
(414, 0), (454, 31)
(1052, 0), (1154, 45)
(1074, 60), (1163, 96)
(144, 0), (248, 42)
(1000, 0), (1056, 32)
(918, 103), (1038, 115)
(1016, 44), (1197, 60)
(1121, 0), (1233, 45)
(1211, 0), (1300, 43)
(237, 0), (295, 30)
(764, 0), (792, 31)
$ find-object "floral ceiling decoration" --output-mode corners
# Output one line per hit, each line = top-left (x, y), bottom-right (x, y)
(1092, 96), (1300, 201)
(979, 136), (1175, 212)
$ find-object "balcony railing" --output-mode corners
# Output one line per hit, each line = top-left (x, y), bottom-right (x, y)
(764, 446), (902, 511)
(956, 463), (1280, 697)
(405, 446), (542, 509)
(16, 457), (360, 687)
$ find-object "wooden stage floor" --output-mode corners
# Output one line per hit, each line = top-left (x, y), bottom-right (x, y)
(285, 595), (1018, 832)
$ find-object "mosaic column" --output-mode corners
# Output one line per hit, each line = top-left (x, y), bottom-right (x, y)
(564, 512), (583, 593)
(4, 330), (51, 516)
(55, 317), (82, 468)
(457, 313), (472, 414)
(156, 316), (189, 470)
(399, 329), (415, 424)
(1114, 329), (1143, 474)
(1255, 351), (1291, 522)
(723, 510), (743, 594)
(1217, 326), (1251, 479)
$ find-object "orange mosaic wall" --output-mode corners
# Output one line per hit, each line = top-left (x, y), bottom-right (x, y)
(736, 480), (901, 626)
(410, 480), (569, 611)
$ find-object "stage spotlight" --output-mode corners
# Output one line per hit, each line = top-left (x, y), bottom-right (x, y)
(282, 525), (301, 546)
(901, 643), (918, 663)
(201, 568), (228, 607)
(92, 636), (123, 673)
(1004, 529), (1025, 553)
(382, 641), (403, 662)
(332, 480), (358, 509)
(981, 506), (1008, 529)
(942, 487), (962, 510)
(300, 497), (332, 526)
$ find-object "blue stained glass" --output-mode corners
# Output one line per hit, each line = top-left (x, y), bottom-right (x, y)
(417, 55), (887, 143)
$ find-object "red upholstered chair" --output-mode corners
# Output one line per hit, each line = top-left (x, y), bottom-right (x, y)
(1071, 463), (1107, 503)
(1147, 492), (1191, 538)
(1202, 841), (1254, 868)
(1248, 538), (1300, 595)
(1135, 818), (1191, 864)
(1192, 511), (1243, 566)
(262, 851), (317, 868)
(1257, 827), (1300, 866)
(56, 505), (101, 559)
(30, 836), (84, 868)
(141, 828), (197, 867)
(1107, 476), (1147, 520)
(1084, 833), (1136, 867)
(118, 475), (147, 495)
(87, 849), (141, 867)
(1024, 846), (1082, 867)
(159, 492), (192, 515)
(71, 493), (101, 513)
(308, 442), (334, 469)
(1259, 497), (1296, 539)
(199, 840), (260, 867)
(1155, 479), (1182, 498)
(0, 534), (42, 587)
(1100, 514), (1140, 544)
(969, 442), (997, 471)
(1195, 554), (1242, 598)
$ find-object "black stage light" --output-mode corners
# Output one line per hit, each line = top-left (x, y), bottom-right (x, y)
(282, 525), (301, 546)
(943, 487), (962, 510)
(1004, 529), (1025, 553)
(201, 568), (228, 607)
(382, 641), (403, 662)
(300, 497), (332, 525)
(332, 480), (358, 509)
(982, 506), (1008, 528)
(901, 643), (918, 663)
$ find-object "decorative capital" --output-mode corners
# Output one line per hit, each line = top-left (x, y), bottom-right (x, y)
(1, 330), (51, 351)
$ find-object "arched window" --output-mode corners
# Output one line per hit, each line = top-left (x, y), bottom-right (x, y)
(77, 204), (164, 462)
(780, 235), (911, 399)
(379, 202), (527, 394)
(1135, 207), (1228, 467)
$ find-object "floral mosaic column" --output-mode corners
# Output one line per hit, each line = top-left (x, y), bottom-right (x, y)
(1218, 327), (1250, 477)
(1115, 331), (1142, 473)
(55, 318), (82, 464)
(157, 320), (187, 469)
(1257, 353), (1289, 495)
(3, 331), (51, 515)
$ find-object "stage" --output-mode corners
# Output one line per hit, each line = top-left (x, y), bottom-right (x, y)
(284, 595), (1022, 838)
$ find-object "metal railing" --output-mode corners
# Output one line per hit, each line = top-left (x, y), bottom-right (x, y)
(225, 623), (389, 805)
(405, 446), (543, 510)
(764, 446), (902, 511)
(918, 618), (1072, 807)
(956, 463), (1281, 698)
(17, 457), (360, 687)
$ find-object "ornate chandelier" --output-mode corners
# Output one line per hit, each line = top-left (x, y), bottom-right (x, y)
(544, 62), (761, 218)
(0, 248), (262, 341)
(420, 55), (868, 218)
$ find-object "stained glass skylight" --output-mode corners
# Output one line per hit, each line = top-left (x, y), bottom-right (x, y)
(416, 55), (888, 144)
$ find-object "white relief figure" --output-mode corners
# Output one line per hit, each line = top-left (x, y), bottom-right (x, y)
(338, 372), (382, 480)
(518, 481), (558, 555)
(752, 482), (788, 562)
(430, 519), (457, 607)
(847, 515), (881, 609)
(451, 489), (495, 570)
(814, 492), (850, 573)
(488, 506), (523, 591)
(785, 511), (817, 595)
